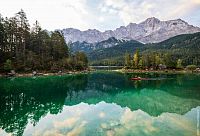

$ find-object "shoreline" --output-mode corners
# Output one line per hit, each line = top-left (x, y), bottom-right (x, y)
(0, 70), (92, 78)
(0, 69), (199, 78)
(114, 69), (200, 74)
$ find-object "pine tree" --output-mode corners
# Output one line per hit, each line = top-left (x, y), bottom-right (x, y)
(0, 10), (88, 72)
(176, 59), (183, 69)
(15, 9), (30, 68)
(164, 53), (175, 68)
(4, 59), (12, 72)
(125, 52), (131, 68)
(133, 49), (139, 69)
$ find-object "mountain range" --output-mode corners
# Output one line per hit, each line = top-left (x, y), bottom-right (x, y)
(69, 37), (129, 53)
(88, 32), (200, 66)
(61, 17), (200, 44)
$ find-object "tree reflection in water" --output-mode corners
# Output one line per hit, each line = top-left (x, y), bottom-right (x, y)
(0, 72), (199, 135)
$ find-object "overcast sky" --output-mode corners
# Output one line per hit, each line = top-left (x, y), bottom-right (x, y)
(0, 0), (200, 31)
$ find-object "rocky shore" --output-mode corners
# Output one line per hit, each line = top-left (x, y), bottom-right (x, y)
(0, 70), (92, 78)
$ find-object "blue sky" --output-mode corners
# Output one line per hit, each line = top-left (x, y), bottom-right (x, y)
(0, 0), (200, 31)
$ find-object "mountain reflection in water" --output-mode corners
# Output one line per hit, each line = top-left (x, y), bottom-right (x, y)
(0, 72), (199, 136)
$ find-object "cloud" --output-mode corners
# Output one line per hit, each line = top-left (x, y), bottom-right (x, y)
(0, 0), (91, 30)
(99, 111), (106, 118)
(98, 17), (105, 23)
(54, 117), (79, 128)
(20, 102), (198, 136)
(67, 121), (87, 136)
(100, 0), (200, 26)
(0, 0), (199, 31)
(0, 129), (12, 136)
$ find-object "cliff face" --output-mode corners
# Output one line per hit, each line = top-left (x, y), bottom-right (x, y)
(61, 17), (200, 44)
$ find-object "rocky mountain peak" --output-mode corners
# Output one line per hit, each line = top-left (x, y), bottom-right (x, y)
(176, 18), (188, 24)
(141, 17), (161, 25)
(60, 17), (200, 44)
(127, 23), (137, 27)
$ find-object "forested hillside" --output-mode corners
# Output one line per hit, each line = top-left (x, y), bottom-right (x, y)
(88, 32), (200, 67)
(0, 10), (88, 73)
(88, 40), (144, 66)
(70, 37), (129, 53)
(142, 32), (200, 66)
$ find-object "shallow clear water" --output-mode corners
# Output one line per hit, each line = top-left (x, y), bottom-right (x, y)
(0, 72), (200, 136)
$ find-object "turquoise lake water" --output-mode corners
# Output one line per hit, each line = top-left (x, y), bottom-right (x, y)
(0, 72), (200, 136)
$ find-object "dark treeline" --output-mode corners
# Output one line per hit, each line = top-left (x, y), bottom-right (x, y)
(0, 9), (88, 73)
(89, 32), (200, 67)
(124, 49), (198, 70)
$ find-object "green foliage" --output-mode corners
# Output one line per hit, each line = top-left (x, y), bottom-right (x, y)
(74, 52), (88, 70)
(163, 53), (176, 68)
(144, 32), (200, 67)
(138, 59), (144, 69)
(4, 59), (12, 72)
(125, 52), (131, 68)
(176, 59), (183, 69)
(51, 31), (69, 60)
(133, 49), (139, 68)
(122, 51), (186, 70)
(90, 57), (124, 66)
(0, 10), (88, 72)
(88, 40), (144, 62)
(186, 65), (197, 70)
(155, 54), (162, 67)
(89, 32), (200, 68)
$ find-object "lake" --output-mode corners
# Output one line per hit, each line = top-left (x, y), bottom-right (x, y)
(0, 72), (200, 136)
